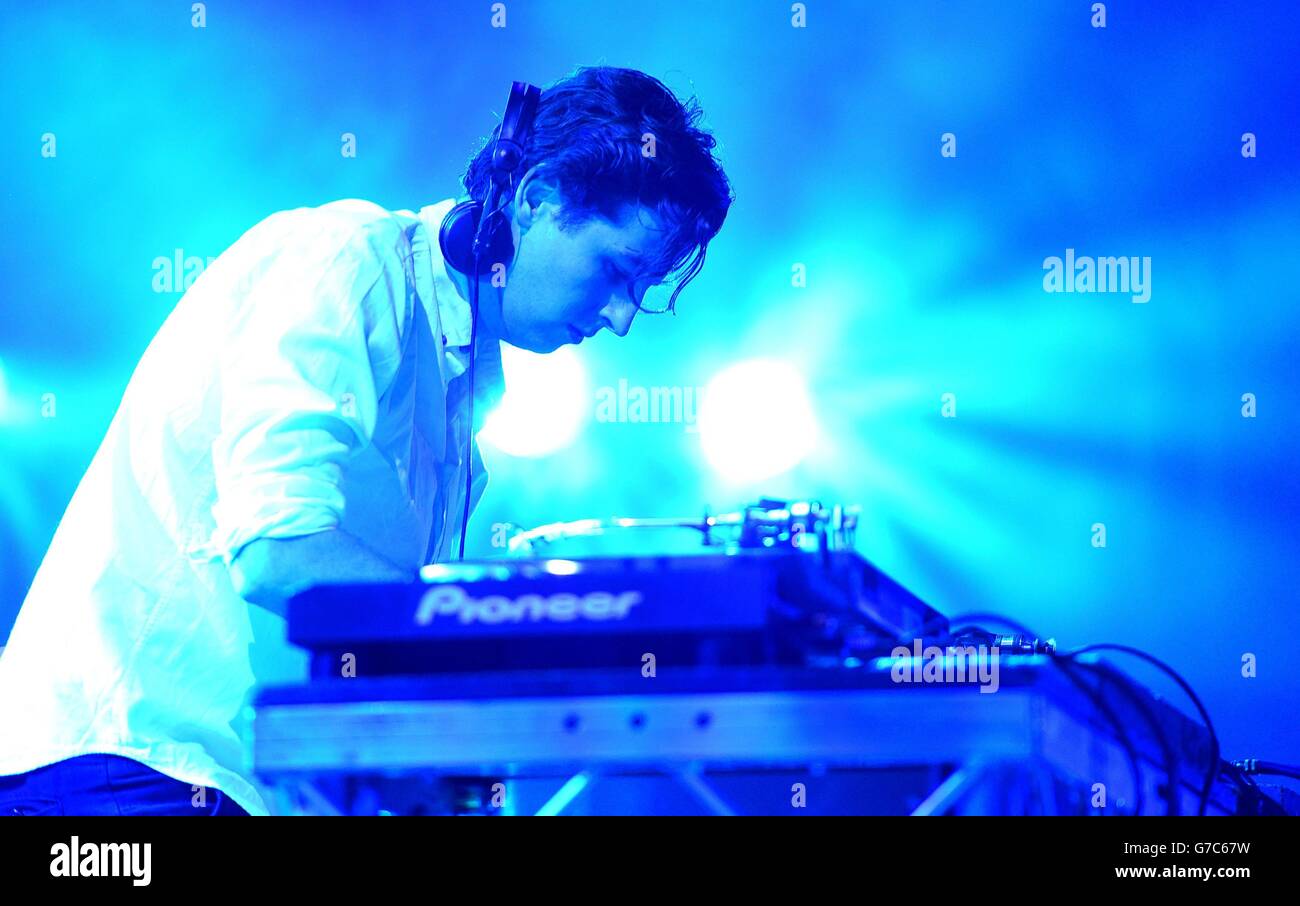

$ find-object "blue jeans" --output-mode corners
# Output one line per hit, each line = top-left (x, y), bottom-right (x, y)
(0, 754), (250, 816)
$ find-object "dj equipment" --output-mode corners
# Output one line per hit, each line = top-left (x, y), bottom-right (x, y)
(253, 657), (1246, 817)
(299, 498), (907, 675)
(250, 499), (1272, 816)
(286, 547), (944, 678)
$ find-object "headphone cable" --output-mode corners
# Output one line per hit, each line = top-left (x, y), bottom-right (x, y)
(456, 182), (511, 561)
(457, 232), (482, 561)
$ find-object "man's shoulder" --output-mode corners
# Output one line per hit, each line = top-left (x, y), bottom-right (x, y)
(313, 198), (402, 226)
(241, 199), (411, 257)
(304, 198), (412, 247)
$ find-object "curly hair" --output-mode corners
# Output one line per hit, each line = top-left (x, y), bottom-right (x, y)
(461, 66), (734, 312)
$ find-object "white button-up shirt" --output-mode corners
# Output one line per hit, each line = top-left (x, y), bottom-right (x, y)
(0, 197), (504, 815)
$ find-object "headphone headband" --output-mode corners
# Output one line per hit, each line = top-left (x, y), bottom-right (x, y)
(438, 79), (542, 278)
(490, 81), (542, 188)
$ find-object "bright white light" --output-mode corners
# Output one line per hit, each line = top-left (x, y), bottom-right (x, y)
(698, 359), (818, 484)
(542, 559), (581, 576)
(479, 344), (589, 457)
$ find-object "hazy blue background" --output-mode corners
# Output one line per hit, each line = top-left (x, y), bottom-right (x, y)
(2, 1), (1297, 778)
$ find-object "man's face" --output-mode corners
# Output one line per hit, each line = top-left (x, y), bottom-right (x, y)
(488, 194), (667, 353)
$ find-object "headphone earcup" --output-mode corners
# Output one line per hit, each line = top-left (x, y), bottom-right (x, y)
(439, 200), (517, 277)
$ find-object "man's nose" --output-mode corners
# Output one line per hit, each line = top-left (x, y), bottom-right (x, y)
(599, 297), (638, 338)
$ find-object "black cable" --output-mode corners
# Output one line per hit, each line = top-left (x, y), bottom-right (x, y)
(1235, 759), (1300, 782)
(916, 616), (1239, 815)
(457, 242), (479, 562)
(918, 612), (1146, 816)
(1061, 643), (1220, 817)
(1218, 761), (1295, 815)
(1066, 657), (1180, 815)
(1222, 760), (1262, 792)
(1047, 655), (1146, 816)
(456, 186), (508, 561)
(943, 612), (1037, 636)
(912, 610), (1030, 641)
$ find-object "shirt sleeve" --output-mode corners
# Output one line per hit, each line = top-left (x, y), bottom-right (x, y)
(200, 211), (410, 568)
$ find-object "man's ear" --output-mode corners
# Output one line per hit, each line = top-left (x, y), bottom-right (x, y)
(513, 166), (562, 232)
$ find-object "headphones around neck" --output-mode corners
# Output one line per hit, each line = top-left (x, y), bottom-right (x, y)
(438, 80), (542, 277)
(434, 80), (541, 563)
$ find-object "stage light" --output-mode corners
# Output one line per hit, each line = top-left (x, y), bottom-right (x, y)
(479, 344), (589, 458)
(698, 359), (819, 484)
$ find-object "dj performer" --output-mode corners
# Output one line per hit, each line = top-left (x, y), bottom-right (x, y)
(0, 66), (732, 816)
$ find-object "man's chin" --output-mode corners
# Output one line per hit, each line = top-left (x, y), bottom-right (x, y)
(503, 334), (563, 354)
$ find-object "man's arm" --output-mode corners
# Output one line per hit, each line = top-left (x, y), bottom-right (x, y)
(231, 528), (415, 617)
(197, 212), (414, 607)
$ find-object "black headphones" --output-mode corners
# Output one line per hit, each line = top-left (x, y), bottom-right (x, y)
(438, 80), (542, 277)
(436, 80), (542, 563)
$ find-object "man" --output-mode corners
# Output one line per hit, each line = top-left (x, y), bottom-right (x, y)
(0, 65), (732, 816)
